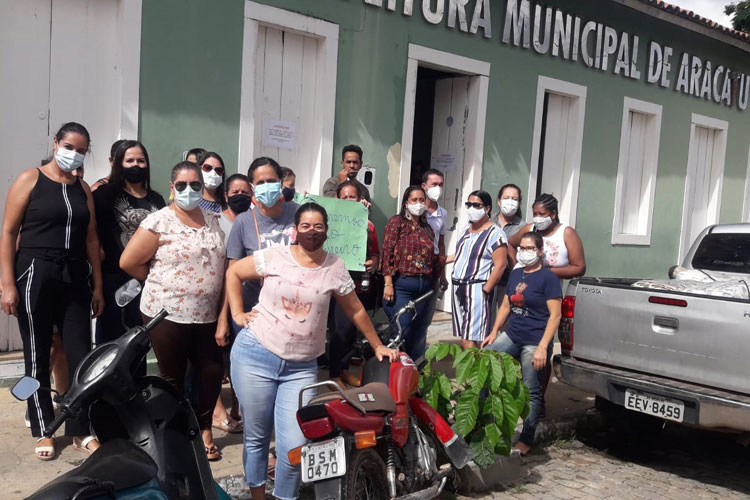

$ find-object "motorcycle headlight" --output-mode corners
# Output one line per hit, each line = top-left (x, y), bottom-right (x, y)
(80, 345), (119, 384)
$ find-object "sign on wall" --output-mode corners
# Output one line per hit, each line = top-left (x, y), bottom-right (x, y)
(364, 0), (750, 111)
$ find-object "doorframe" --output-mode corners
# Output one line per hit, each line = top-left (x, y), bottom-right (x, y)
(527, 76), (587, 227)
(678, 113), (728, 261)
(239, 1), (338, 192)
(120, 0), (142, 139)
(743, 145), (750, 223)
(398, 45), (490, 215)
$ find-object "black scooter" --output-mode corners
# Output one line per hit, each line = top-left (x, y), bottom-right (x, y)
(12, 282), (231, 500)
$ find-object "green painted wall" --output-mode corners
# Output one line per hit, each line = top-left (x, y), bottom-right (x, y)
(139, 0), (750, 279)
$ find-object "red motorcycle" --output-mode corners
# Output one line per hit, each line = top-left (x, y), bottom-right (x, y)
(289, 290), (473, 499)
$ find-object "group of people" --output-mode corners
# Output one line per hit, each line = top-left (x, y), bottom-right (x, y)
(0, 120), (585, 496)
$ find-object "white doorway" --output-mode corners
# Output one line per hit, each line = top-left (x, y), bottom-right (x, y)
(527, 76), (587, 227)
(0, 0), (141, 351)
(679, 114), (728, 260)
(239, 1), (338, 193)
(398, 45), (490, 312)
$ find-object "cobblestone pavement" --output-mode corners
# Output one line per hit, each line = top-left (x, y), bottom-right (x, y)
(469, 421), (750, 500)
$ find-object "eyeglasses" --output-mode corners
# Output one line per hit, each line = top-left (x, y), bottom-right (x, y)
(201, 164), (225, 176)
(174, 181), (202, 192)
(465, 202), (485, 209)
(519, 246), (539, 251)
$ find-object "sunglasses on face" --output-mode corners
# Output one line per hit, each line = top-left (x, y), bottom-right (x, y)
(201, 164), (225, 176)
(465, 202), (485, 209)
(174, 181), (202, 192)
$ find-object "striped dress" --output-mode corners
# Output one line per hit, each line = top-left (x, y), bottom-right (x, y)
(451, 223), (507, 341)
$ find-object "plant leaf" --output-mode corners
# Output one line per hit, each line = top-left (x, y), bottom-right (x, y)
(426, 379), (441, 409)
(501, 389), (520, 440)
(488, 353), (504, 392)
(424, 344), (440, 362)
(484, 423), (501, 449)
(448, 344), (460, 359)
(437, 373), (453, 400)
(436, 343), (451, 361)
(468, 355), (490, 390)
(454, 389), (480, 438)
(494, 435), (512, 457)
(518, 382), (531, 420)
(502, 353), (518, 391)
(454, 352), (476, 387)
(470, 431), (496, 468)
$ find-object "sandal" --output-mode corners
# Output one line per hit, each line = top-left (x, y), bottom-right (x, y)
(212, 417), (243, 434)
(205, 443), (221, 461)
(73, 435), (100, 455)
(35, 437), (56, 461)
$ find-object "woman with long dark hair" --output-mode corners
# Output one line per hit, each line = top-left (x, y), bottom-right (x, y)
(197, 152), (226, 213)
(93, 140), (165, 344)
(381, 185), (438, 360)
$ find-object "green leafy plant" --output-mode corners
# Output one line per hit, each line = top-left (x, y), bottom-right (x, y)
(419, 343), (530, 468)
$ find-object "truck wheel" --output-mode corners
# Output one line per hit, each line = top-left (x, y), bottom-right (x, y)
(341, 448), (389, 500)
(595, 396), (664, 438)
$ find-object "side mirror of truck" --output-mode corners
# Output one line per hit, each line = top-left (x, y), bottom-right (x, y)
(668, 265), (678, 279)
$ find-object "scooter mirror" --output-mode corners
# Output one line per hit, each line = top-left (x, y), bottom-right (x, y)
(115, 279), (142, 307)
(11, 376), (40, 401)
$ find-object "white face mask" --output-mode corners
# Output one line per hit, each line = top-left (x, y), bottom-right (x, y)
(426, 186), (442, 202)
(407, 203), (426, 217)
(55, 147), (85, 173)
(517, 249), (541, 267)
(533, 216), (553, 231)
(467, 206), (487, 222)
(202, 169), (223, 189)
(500, 199), (519, 216)
(174, 185), (203, 210)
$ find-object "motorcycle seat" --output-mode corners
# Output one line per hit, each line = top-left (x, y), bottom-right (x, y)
(309, 382), (397, 414)
(26, 438), (158, 500)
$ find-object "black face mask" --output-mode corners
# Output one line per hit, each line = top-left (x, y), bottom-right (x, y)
(282, 187), (296, 202)
(296, 230), (327, 252)
(122, 166), (147, 184)
(227, 194), (252, 214)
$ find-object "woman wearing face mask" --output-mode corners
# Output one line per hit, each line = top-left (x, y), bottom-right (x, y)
(93, 140), (165, 346)
(280, 167), (296, 202)
(496, 184), (525, 239)
(227, 202), (398, 500)
(449, 191), (508, 349)
(120, 161), (226, 461)
(381, 186), (437, 360)
(509, 193), (586, 280)
(197, 152), (226, 213)
(1, 122), (104, 460)
(482, 231), (562, 456)
(219, 174), (252, 246)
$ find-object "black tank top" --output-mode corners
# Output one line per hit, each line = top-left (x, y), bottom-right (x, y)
(19, 169), (90, 257)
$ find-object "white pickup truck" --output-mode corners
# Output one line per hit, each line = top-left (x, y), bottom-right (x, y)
(553, 223), (750, 432)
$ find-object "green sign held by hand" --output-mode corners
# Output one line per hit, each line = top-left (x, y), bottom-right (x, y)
(293, 193), (368, 271)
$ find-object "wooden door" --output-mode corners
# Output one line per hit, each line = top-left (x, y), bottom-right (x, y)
(682, 126), (721, 254)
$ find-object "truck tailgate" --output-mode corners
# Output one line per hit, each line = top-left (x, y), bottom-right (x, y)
(571, 281), (750, 395)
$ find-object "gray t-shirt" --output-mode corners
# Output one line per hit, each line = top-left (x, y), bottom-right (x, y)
(226, 202), (298, 310)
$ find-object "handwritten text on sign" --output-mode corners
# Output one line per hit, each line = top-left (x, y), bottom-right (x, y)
(294, 194), (369, 271)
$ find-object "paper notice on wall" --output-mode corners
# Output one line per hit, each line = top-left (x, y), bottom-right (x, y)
(434, 152), (456, 171)
(263, 119), (297, 150)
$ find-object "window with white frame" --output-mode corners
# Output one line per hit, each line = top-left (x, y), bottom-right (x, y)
(611, 97), (663, 245)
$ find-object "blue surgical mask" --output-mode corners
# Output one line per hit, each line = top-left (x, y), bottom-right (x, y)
(56, 147), (85, 173)
(174, 185), (203, 210)
(253, 181), (282, 207)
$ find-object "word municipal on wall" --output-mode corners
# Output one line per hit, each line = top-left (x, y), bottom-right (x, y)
(364, 0), (750, 111)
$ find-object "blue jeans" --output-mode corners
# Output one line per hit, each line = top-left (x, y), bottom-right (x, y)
(230, 329), (317, 500)
(383, 275), (434, 360)
(488, 332), (553, 445)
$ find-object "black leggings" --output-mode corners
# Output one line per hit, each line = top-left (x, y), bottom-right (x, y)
(15, 252), (93, 438)
(144, 315), (223, 430)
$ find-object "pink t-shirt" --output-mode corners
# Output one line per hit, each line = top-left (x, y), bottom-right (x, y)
(248, 246), (355, 361)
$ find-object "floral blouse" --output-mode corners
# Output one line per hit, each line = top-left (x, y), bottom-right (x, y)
(139, 207), (226, 324)
(381, 215), (436, 277)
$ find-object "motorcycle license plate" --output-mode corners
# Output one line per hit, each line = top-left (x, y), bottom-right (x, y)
(624, 389), (685, 423)
(301, 436), (346, 483)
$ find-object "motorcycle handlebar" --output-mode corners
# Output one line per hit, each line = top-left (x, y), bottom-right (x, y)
(144, 309), (168, 332)
(389, 289), (436, 349)
(44, 409), (68, 438)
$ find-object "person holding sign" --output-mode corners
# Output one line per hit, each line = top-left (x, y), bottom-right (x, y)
(227, 202), (397, 500)
(329, 181), (380, 384)
(381, 186), (437, 360)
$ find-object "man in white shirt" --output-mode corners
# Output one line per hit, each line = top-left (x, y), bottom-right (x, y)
(422, 169), (448, 291)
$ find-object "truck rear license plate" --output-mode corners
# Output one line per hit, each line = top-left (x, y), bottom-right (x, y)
(624, 389), (684, 422)
(301, 436), (346, 483)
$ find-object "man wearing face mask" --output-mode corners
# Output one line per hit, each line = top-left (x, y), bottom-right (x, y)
(322, 144), (371, 202)
(224, 157), (298, 334)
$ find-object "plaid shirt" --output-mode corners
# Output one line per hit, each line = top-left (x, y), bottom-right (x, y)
(381, 215), (436, 277)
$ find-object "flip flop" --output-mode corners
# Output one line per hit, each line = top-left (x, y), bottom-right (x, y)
(212, 417), (243, 434)
(205, 444), (221, 461)
(73, 435), (99, 455)
(35, 437), (56, 461)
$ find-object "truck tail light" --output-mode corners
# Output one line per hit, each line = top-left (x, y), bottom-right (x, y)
(559, 295), (575, 351)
